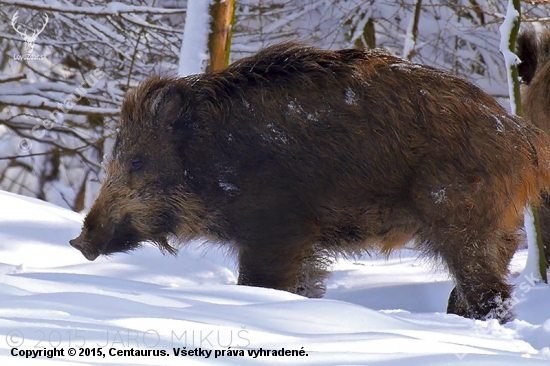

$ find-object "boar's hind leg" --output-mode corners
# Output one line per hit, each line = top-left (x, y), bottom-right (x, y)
(449, 230), (517, 323)
(425, 226), (518, 323)
(412, 178), (519, 323)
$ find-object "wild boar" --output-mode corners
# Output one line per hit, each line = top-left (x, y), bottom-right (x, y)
(517, 29), (550, 268)
(71, 42), (550, 323)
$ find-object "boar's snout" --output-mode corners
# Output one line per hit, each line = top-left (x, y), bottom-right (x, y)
(70, 235), (100, 261)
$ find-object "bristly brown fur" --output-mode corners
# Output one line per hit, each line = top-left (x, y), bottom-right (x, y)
(517, 28), (550, 268)
(71, 42), (550, 323)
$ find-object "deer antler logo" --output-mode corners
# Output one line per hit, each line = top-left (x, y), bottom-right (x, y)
(12, 10), (49, 55)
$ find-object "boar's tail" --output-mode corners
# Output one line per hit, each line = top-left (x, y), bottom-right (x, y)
(498, 122), (550, 230)
(517, 123), (550, 203)
(528, 125), (550, 187)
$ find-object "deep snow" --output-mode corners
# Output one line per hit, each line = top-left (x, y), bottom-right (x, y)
(0, 189), (549, 365)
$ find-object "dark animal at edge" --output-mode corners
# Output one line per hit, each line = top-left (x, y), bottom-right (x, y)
(70, 42), (550, 323)
(517, 29), (550, 268)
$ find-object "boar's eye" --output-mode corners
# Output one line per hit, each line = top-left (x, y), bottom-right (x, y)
(130, 159), (143, 173)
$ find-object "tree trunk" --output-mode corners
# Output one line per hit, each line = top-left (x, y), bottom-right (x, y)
(403, 0), (422, 60)
(207, 0), (236, 72)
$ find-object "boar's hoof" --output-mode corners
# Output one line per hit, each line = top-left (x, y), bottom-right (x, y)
(447, 286), (514, 324)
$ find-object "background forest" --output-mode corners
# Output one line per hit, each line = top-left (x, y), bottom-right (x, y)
(0, 0), (549, 211)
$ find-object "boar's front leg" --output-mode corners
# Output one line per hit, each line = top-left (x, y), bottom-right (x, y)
(232, 190), (328, 296)
(294, 247), (332, 298)
(237, 240), (329, 298)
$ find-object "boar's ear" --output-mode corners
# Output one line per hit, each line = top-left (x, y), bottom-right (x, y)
(151, 83), (194, 135)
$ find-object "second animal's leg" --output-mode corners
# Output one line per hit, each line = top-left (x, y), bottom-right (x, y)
(537, 194), (550, 268)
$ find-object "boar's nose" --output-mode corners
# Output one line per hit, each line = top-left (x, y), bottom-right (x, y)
(70, 236), (100, 261)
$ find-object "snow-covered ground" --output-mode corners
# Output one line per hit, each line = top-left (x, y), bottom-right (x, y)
(0, 189), (549, 365)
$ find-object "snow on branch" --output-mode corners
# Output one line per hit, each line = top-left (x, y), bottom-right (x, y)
(0, 0), (186, 210)
(0, 0), (186, 16)
(0, 95), (120, 116)
(0, 73), (26, 83)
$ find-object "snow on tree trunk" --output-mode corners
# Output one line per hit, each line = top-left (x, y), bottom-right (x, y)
(499, 0), (548, 283)
(178, 0), (212, 76)
(499, 0), (522, 116)
(524, 208), (548, 283)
